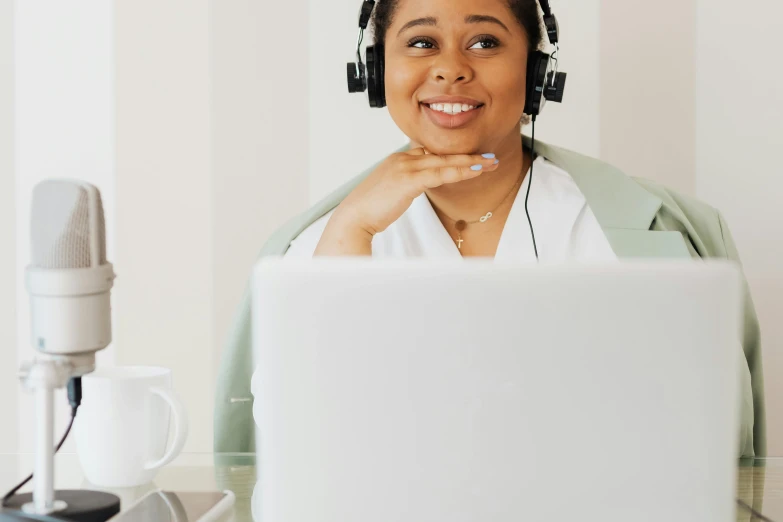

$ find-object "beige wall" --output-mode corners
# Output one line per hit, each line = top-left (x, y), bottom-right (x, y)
(0, 0), (17, 454)
(210, 0), (310, 387)
(600, 0), (697, 195)
(115, 0), (214, 453)
(115, 0), (310, 453)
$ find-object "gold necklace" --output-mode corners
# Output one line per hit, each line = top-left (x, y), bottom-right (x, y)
(439, 171), (524, 250)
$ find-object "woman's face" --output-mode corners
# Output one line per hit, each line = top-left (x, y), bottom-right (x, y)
(384, 0), (530, 155)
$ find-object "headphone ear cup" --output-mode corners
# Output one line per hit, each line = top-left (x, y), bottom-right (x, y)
(524, 51), (550, 117)
(366, 43), (386, 108)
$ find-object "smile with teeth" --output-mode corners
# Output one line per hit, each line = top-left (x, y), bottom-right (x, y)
(425, 103), (482, 115)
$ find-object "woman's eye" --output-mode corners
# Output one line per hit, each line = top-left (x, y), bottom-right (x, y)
(469, 37), (500, 50)
(407, 36), (498, 50)
(408, 37), (436, 49)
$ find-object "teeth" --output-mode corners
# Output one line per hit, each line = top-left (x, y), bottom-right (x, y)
(428, 103), (478, 114)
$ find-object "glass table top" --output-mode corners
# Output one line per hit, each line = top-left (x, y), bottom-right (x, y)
(0, 453), (780, 521)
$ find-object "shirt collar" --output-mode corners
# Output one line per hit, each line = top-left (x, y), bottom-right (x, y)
(524, 135), (663, 232)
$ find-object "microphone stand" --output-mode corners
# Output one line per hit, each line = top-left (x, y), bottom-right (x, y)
(7, 354), (120, 522)
(18, 356), (74, 515)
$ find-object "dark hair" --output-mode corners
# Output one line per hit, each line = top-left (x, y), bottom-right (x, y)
(371, 0), (544, 52)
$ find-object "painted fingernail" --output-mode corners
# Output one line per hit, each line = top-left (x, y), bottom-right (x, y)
(494, 159), (499, 164)
(471, 164), (483, 171)
(482, 153), (496, 159)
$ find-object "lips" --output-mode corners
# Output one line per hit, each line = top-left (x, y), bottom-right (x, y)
(420, 95), (484, 106)
(419, 96), (485, 130)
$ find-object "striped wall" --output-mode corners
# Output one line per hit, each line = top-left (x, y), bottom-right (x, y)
(13, 0), (116, 453)
(600, 0), (697, 195)
(114, 0), (214, 454)
(0, 0), (17, 457)
(1, 0), (781, 457)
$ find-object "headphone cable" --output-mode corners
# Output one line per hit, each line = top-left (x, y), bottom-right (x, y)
(525, 116), (539, 260)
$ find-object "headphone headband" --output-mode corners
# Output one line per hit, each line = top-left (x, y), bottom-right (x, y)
(538, 0), (553, 17)
(357, 0), (375, 30)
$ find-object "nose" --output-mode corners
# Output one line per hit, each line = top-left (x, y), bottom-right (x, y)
(430, 49), (474, 85)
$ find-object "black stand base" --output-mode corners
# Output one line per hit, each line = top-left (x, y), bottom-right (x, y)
(3, 490), (120, 522)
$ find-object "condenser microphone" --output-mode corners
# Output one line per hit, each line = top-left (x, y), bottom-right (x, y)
(3, 180), (121, 521)
(26, 180), (115, 362)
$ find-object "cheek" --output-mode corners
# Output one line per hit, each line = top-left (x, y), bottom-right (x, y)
(487, 63), (528, 115)
(384, 55), (425, 106)
(383, 55), (429, 133)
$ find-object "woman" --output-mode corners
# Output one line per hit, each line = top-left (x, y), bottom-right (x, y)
(215, 0), (765, 458)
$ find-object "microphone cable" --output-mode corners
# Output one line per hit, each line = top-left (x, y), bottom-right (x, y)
(1, 378), (82, 508)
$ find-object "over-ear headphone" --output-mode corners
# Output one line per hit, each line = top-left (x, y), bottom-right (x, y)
(347, 0), (567, 116)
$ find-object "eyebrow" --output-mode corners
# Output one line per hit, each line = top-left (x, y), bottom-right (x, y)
(464, 14), (510, 33)
(397, 16), (437, 36)
(397, 15), (510, 37)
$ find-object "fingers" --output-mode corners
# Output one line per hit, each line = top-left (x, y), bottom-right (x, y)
(407, 153), (499, 188)
(397, 149), (500, 190)
(415, 165), (481, 189)
(409, 152), (499, 172)
(416, 161), (501, 189)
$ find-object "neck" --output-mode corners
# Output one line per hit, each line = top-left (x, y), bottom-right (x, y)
(413, 132), (530, 223)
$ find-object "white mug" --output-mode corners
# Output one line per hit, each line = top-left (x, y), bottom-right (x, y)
(75, 366), (189, 488)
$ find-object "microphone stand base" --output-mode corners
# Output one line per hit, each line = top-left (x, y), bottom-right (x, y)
(22, 500), (67, 515)
(4, 490), (120, 522)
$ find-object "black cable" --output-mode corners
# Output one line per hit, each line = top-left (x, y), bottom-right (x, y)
(0, 410), (75, 507)
(1, 378), (82, 508)
(737, 498), (776, 522)
(356, 29), (365, 67)
(525, 115), (539, 260)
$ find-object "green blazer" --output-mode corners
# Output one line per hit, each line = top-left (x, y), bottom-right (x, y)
(214, 137), (766, 458)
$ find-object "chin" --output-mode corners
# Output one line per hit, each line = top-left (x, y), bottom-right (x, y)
(417, 133), (483, 156)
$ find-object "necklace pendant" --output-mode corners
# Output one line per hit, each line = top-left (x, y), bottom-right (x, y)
(456, 234), (464, 250)
(479, 212), (493, 223)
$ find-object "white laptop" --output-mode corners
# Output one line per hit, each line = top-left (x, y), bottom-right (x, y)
(251, 259), (742, 522)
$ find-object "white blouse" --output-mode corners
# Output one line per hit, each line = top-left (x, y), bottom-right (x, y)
(286, 156), (617, 263)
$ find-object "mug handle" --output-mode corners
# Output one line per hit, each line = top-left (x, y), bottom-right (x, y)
(144, 386), (190, 471)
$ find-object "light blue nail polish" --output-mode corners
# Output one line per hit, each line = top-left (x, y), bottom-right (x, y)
(471, 164), (483, 171)
(482, 153), (496, 159)
(494, 159), (499, 164)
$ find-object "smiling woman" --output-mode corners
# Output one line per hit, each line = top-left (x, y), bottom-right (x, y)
(214, 0), (766, 462)
(382, 0), (542, 154)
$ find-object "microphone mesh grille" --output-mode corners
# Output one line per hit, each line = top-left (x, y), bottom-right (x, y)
(30, 180), (107, 269)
